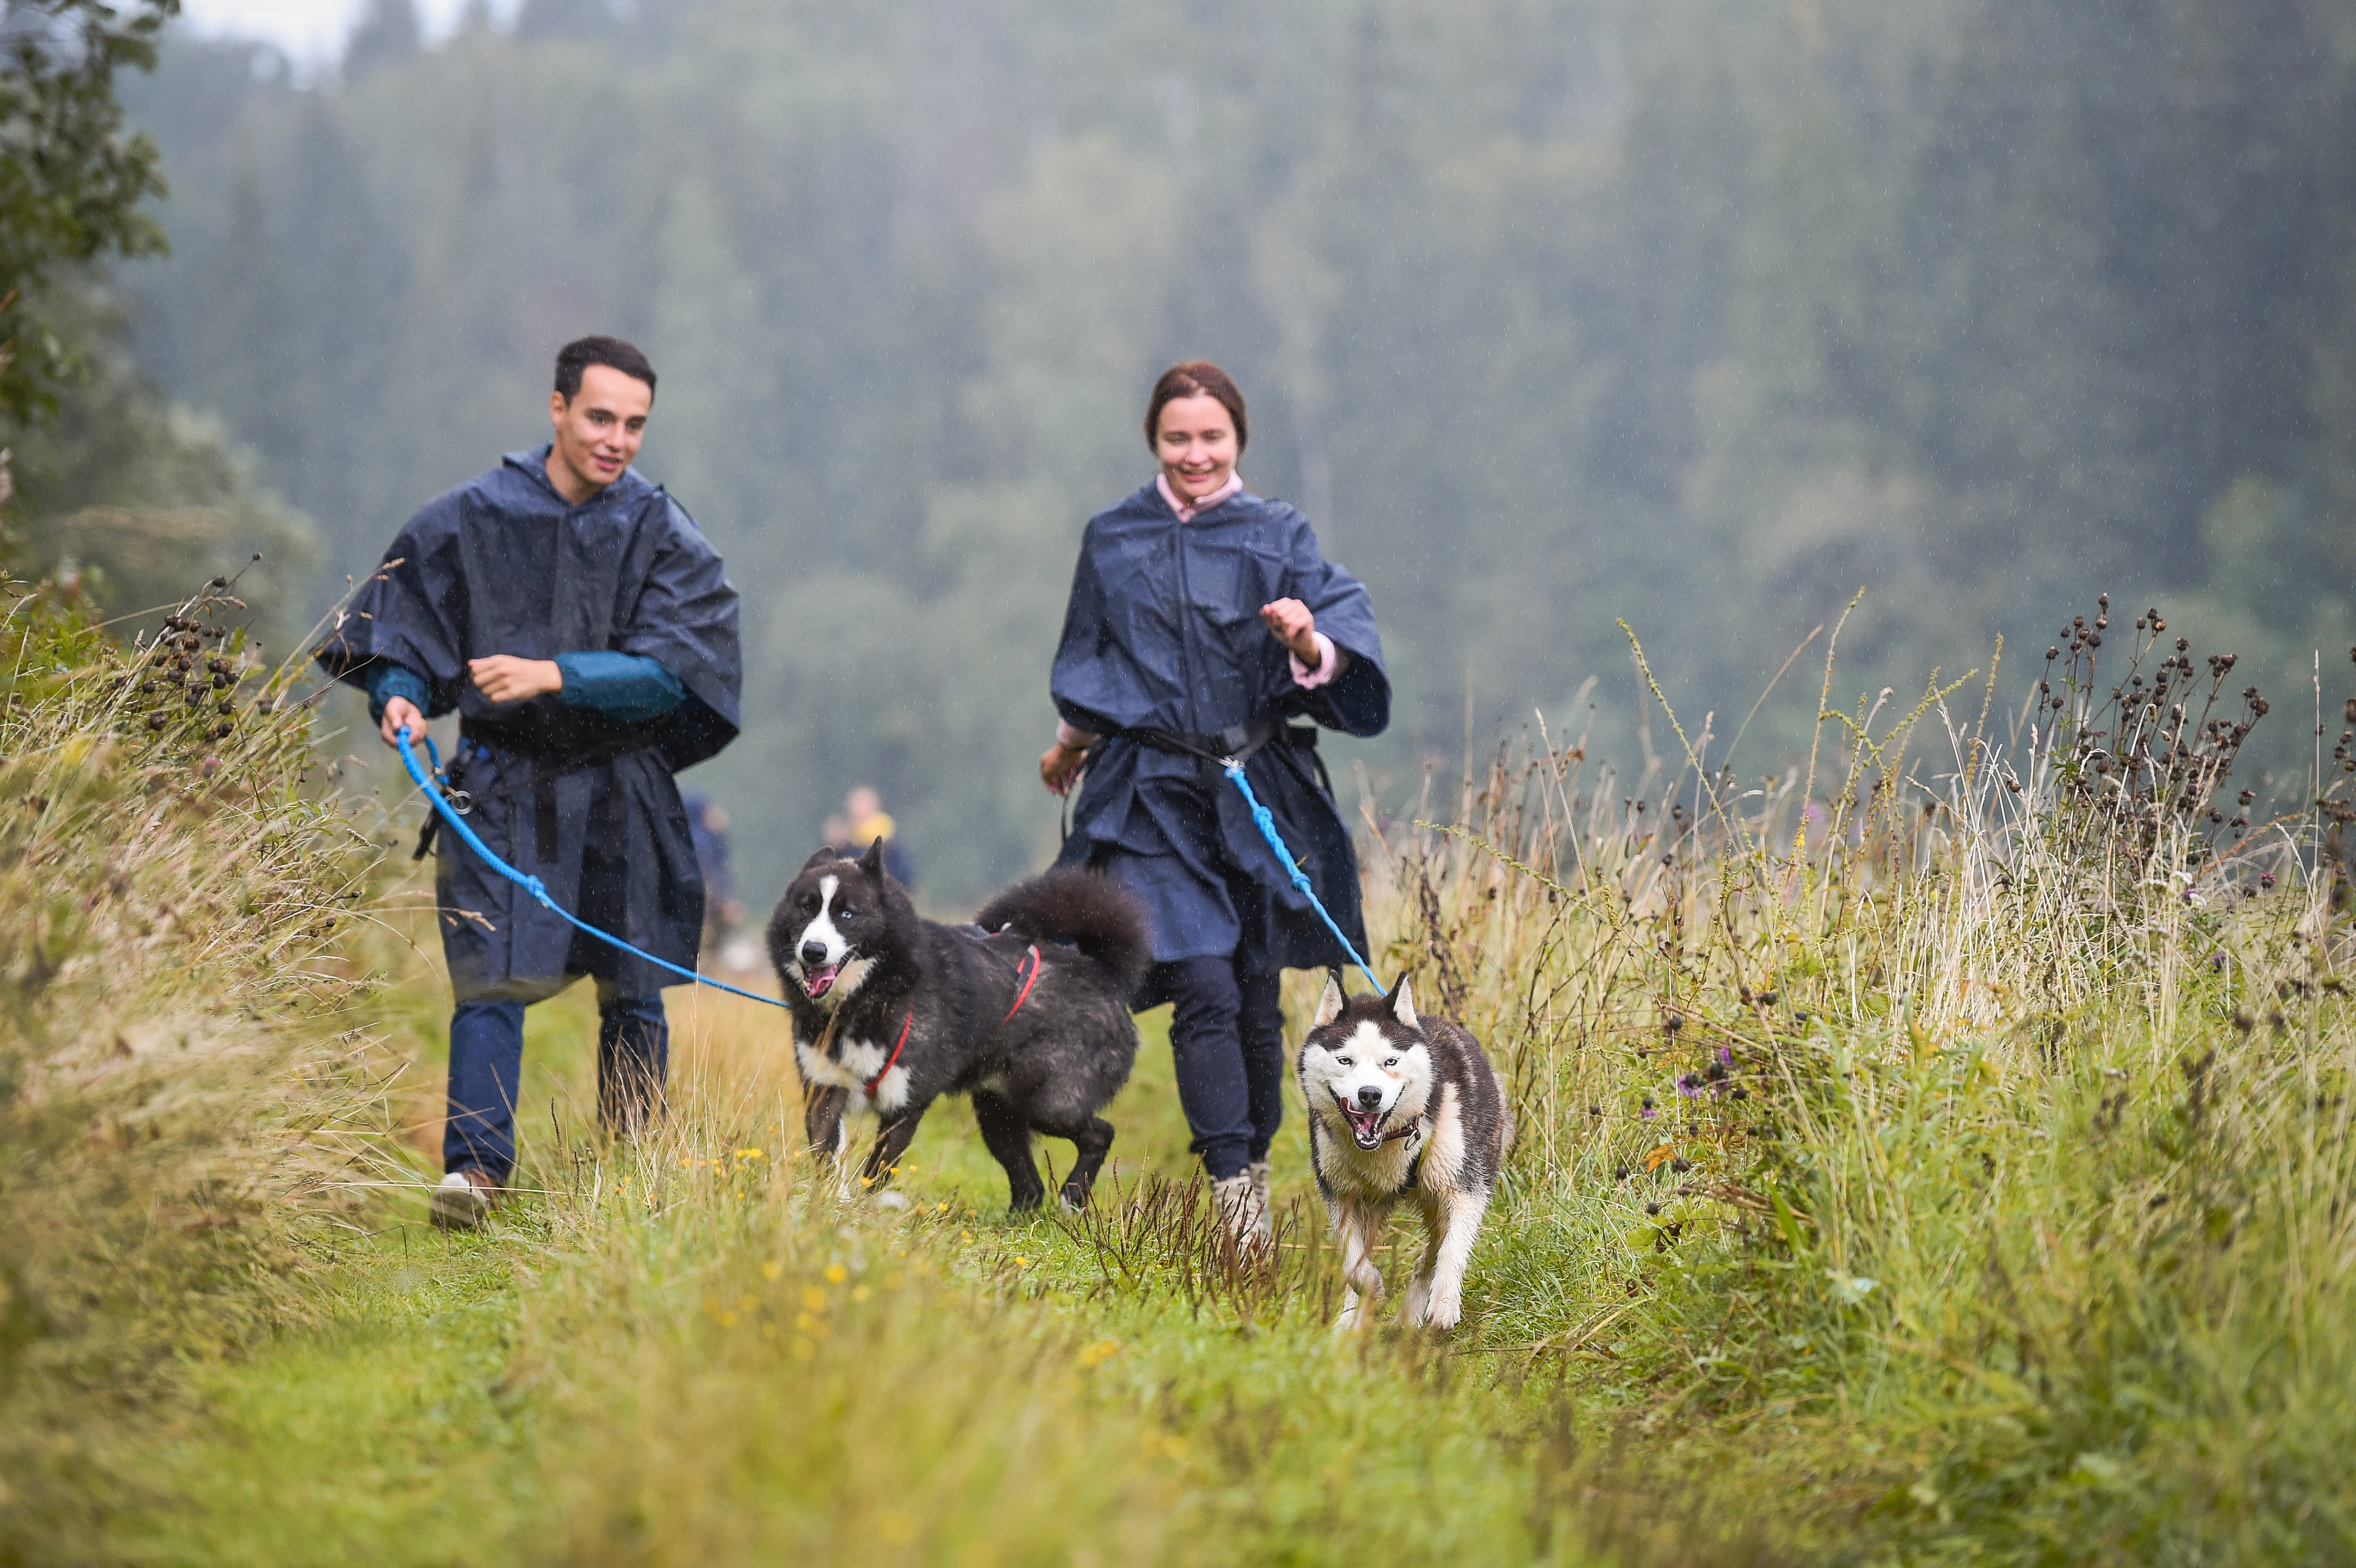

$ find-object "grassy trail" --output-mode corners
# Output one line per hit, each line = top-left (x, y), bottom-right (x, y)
(110, 979), (1641, 1567)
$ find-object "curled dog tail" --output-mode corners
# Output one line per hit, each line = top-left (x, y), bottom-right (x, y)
(976, 869), (1151, 997)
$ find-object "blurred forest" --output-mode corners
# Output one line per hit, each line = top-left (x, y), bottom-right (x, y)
(98, 0), (2356, 904)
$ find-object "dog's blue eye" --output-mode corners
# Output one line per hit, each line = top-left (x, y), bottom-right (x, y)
(1384, 1058), (1398, 1067)
(1336, 1057), (1353, 1067)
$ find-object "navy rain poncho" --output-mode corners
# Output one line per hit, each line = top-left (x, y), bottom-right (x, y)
(316, 449), (742, 998)
(1050, 482), (1388, 973)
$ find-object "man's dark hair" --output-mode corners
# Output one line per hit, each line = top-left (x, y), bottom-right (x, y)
(554, 335), (657, 402)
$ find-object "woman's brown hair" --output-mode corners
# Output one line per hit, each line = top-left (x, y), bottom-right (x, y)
(1144, 360), (1248, 453)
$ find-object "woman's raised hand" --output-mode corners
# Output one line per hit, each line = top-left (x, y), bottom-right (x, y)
(1259, 598), (1320, 667)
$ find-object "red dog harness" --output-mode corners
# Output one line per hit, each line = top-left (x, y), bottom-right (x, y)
(862, 1009), (915, 1100)
(1002, 945), (1042, 1023)
(858, 944), (1043, 1101)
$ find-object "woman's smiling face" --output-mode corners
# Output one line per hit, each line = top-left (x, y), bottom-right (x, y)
(1155, 394), (1238, 502)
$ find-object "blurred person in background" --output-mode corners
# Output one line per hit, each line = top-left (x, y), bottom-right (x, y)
(316, 336), (742, 1230)
(828, 784), (916, 889)
(1038, 360), (1389, 1246)
(683, 792), (747, 957)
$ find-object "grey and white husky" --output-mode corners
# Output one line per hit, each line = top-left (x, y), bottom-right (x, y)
(768, 841), (1150, 1211)
(1298, 974), (1513, 1330)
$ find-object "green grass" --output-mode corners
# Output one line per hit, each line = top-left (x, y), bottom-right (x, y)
(121, 1244), (533, 1567)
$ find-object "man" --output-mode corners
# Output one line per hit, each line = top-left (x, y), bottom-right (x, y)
(316, 336), (742, 1230)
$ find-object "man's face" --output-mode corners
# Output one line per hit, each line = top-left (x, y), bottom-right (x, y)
(547, 363), (653, 498)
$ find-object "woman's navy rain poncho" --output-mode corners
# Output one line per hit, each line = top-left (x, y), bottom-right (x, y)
(1050, 482), (1388, 975)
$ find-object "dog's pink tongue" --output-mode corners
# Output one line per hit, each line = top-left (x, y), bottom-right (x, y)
(806, 962), (840, 997)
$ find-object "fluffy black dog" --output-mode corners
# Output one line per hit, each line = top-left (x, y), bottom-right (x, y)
(768, 840), (1149, 1210)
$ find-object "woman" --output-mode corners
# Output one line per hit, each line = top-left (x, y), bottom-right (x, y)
(1040, 360), (1389, 1242)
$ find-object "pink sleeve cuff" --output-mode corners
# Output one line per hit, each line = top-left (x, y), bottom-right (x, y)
(1289, 632), (1346, 690)
(1056, 718), (1101, 749)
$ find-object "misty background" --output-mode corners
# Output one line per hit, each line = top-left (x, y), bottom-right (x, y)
(13, 0), (2356, 909)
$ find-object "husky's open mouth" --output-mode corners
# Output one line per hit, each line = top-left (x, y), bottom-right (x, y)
(801, 959), (845, 999)
(1334, 1090), (1391, 1150)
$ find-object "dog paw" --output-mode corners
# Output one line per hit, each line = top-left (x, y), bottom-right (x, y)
(872, 1190), (912, 1211)
(1423, 1296), (1462, 1331)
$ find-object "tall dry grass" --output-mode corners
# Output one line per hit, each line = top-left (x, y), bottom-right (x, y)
(1345, 595), (2356, 1557)
(0, 577), (400, 1561)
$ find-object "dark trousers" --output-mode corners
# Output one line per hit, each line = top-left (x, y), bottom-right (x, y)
(1138, 956), (1284, 1181)
(443, 979), (667, 1183)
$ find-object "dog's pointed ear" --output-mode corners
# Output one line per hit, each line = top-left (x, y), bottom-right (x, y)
(1314, 971), (1347, 1028)
(859, 835), (888, 880)
(1385, 975), (1418, 1031)
(801, 846), (841, 873)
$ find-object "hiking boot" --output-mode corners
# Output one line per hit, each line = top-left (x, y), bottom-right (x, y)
(1246, 1159), (1274, 1241)
(429, 1167), (497, 1231)
(1211, 1173), (1269, 1255)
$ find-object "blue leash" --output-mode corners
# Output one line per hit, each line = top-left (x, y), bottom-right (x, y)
(394, 725), (789, 1009)
(1220, 759), (1385, 993)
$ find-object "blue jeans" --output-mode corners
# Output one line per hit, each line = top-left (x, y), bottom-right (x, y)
(443, 978), (667, 1183)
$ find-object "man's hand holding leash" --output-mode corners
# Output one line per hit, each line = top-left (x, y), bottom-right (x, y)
(378, 694), (426, 749)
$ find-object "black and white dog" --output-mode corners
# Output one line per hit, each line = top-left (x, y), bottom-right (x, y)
(768, 840), (1149, 1211)
(1298, 975), (1513, 1330)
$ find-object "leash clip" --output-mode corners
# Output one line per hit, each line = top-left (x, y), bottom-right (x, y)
(444, 788), (473, 816)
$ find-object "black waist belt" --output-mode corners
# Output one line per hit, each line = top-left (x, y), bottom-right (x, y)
(1121, 715), (1317, 766)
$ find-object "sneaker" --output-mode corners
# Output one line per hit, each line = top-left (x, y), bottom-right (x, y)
(429, 1168), (496, 1231)
(1210, 1173), (1269, 1254)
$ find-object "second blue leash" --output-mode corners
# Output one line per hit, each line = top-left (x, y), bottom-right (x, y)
(1221, 759), (1385, 993)
(395, 725), (790, 1010)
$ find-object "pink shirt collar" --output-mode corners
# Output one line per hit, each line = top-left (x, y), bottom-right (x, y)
(1156, 470), (1244, 522)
